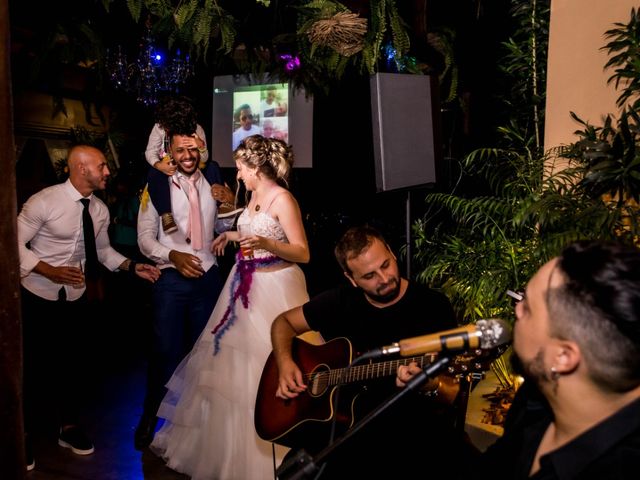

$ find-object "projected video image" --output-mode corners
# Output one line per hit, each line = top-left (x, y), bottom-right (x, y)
(212, 74), (313, 168)
(232, 84), (289, 150)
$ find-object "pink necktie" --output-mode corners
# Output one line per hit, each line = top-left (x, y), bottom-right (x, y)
(184, 171), (203, 250)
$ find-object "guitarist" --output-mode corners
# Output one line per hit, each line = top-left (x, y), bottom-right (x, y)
(270, 225), (478, 478)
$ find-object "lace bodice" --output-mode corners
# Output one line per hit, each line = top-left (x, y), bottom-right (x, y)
(237, 209), (288, 258)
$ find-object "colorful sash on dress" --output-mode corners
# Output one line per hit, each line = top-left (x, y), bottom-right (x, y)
(211, 251), (283, 354)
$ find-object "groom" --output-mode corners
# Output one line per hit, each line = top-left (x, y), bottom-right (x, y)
(135, 126), (224, 450)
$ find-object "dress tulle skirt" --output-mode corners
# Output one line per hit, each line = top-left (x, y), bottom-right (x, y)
(151, 263), (311, 479)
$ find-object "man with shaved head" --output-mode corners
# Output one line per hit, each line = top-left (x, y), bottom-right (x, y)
(17, 145), (160, 470)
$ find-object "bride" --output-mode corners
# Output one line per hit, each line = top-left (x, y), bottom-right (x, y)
(151, 134), (319, 479)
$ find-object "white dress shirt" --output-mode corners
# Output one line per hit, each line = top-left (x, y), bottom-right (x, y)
(17, 179), (127, 301)
(137, 171), (218, 271)
(145, 123), (209, 166)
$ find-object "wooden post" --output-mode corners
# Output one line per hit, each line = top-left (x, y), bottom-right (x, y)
(0, 0), (26, 477)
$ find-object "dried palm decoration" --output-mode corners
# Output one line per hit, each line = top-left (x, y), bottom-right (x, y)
(307, 11), (368, 57)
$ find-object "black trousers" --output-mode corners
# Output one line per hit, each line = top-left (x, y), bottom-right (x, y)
(142, 265), (222, 418)
(21, 287), (90, 433)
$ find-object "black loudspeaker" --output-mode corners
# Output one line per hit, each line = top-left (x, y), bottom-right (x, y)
(370, 73), (440, 192)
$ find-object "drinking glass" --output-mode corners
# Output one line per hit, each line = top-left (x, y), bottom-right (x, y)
(237, 223), (254, 259)
(70, 259), (85, 289)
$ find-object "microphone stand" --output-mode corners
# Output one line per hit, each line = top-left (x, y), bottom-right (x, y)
(276, 356), (452, 480)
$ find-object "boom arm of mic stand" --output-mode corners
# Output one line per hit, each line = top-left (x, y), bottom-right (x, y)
(276, 356), (452, 480)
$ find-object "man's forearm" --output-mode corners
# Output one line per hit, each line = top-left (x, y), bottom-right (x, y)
(271, 314), (298, 366)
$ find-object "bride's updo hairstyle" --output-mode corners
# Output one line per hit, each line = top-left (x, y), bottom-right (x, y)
(234, 134), (293, 188)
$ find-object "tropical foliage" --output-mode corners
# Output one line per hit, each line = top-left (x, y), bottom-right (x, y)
(102, 0), (236, 59)
(603, 7), (640, 111)
(414, 2), (640, 326)
(413, 0), (551, 324)
(102, 0), (414, 92)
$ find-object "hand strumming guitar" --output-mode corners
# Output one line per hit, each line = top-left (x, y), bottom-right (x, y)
(275, 357), (307, 399)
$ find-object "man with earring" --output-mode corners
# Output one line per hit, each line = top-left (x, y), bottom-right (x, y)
(399, 241), (640, 479)
(135, 126), (224, 450)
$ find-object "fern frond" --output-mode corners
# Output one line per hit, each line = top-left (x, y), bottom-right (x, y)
(192, 8), (212, 47)
(126, 0), (143, 23)
(173, 0), (198, 29)
(386, 1), (409, 56)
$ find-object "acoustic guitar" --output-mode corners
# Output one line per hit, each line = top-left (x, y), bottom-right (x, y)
(254, 336), (500, 448)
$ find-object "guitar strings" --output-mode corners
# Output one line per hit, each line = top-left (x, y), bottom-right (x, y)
(301, 351), (498, 386)
(302, 355), (438, 385)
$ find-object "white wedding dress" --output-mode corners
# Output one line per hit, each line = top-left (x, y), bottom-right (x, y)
(151, 209), (317, 479)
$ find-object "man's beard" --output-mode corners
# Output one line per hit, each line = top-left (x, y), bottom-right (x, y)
(364, 278), (401, 304)
(511, 348), (552, 385)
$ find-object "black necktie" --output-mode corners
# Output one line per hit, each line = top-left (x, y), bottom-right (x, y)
(80, 198), (99, 280)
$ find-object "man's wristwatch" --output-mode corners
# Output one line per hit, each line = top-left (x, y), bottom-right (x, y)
(128, 260), (137, 274)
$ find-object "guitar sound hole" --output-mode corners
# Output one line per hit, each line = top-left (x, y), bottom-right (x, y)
(308, 366), (330, 397)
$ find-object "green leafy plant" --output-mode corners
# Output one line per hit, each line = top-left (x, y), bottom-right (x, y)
(106, 0), (412, 93)
(413, 0), (551, 326)
(412, 6), (640, 397)
(602, 7), (640, 111)
(562, 7), (640, 211)
(416, 5), (640, 317)
(104, 0), (237, 58)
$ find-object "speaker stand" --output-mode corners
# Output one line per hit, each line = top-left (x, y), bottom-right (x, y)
(405, 189), (412, 278)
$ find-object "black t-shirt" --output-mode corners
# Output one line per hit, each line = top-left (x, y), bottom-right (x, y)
(303, 281), (457, 355)
(292, 282), (470, 477)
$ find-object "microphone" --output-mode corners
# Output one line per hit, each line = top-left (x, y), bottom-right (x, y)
(375, 319), (511, 357)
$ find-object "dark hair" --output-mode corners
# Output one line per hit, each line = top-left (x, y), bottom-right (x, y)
(167, 122), (198, 141)
(155, 96), (198, 134)
(547, 240), (640, 392)
(334, 225), (390, 275)
(234, 104), (252, 122)
(233, 134), (293, 186)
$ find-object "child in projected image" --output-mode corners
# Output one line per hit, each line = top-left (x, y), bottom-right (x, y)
(261, 86), (288, 118)
(145, 96), (237, 233)
(232, 104), (261, 151)
(260, 86), (278, 118)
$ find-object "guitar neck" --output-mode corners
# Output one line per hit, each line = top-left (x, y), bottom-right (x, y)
(328, 355), (436, 386)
